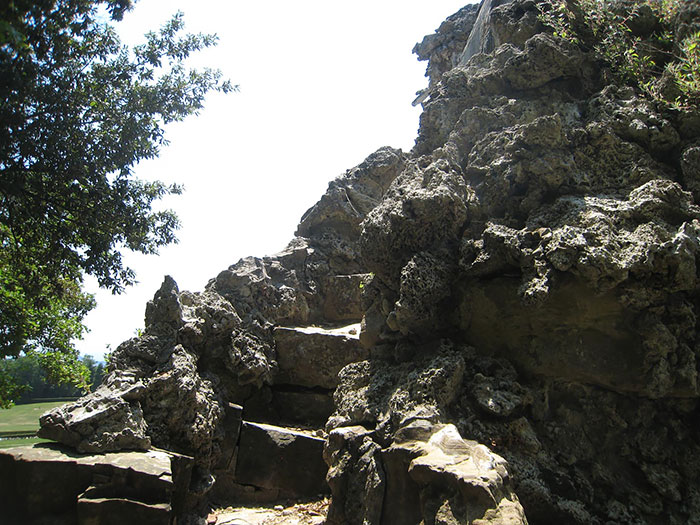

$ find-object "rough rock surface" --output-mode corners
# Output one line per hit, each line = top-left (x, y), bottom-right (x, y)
(32, 0), (700, 523)
(37, 147), (400, 510)
(326, 0), (700, 523)
(273, 324), (367, 389)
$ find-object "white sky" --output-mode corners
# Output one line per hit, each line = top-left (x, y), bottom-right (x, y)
(76, 0), (474, 360)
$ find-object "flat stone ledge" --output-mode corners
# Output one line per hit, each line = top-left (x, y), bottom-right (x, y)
(0, 443), (193, 524)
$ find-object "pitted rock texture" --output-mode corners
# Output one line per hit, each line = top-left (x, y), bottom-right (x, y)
(35, 0), (700, 523)
(37, 375), (150, 454)
(413, 4), (480, 92)
(334, 0), (700, 523)
(38, 147), (400, 505)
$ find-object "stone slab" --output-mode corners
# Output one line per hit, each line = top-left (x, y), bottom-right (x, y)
(77, 494), (171, 525)
(214, 402), (243, 470)
(273, 324), (368, 389)
(234, 421), (328, 498)
(0, 443), (192, 524)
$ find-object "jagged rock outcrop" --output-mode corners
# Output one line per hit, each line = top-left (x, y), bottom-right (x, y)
(33, 146), (403, 520)
(23, 0), (700, 523)
(329, 0), (700, 523)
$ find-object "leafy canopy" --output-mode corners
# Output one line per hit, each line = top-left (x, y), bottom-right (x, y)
(0, 0), (234, 405)
(0, 353), (105, 409)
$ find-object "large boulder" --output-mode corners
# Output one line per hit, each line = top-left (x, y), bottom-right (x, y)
(37, 375), (150, 453)
(325, 422), (527, 525)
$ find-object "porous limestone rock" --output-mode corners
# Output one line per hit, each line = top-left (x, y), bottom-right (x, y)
(413, 4), (480, 91)
(31, 0), (700, 523)
(327, 341), (466, 437)
(330, 0), (700, 522)
(325, 422), (527, 525)
(37, 372), (150, 453)
(324, 425), (386, 525)
(37, 140), (402, 516)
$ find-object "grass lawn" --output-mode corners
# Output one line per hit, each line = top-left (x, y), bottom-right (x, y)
(0, 400), (68, 436)
(0, 437), (52, 450)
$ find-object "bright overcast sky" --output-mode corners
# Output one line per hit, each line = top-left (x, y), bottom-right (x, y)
(76, 0), (474, 360)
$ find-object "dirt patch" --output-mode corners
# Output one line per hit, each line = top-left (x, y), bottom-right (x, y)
(209, 497), (329, 525)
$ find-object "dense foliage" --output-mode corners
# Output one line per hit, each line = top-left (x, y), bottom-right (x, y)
(0, 353), (104, 408)
(0, 0), (233, 406)
(538, 0), (700, 108)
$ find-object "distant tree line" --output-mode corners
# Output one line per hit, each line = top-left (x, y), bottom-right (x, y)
(0, 354), (105, 404)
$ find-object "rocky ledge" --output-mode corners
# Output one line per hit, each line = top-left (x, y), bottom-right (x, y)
(0, 444), (194, 524)
(10, 0), (700, 524)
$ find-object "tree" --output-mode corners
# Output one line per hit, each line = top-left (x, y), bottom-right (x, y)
(0, 353), (106, 407)
(0, 0), (234, 405)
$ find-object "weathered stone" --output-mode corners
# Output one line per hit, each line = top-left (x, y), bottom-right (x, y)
(360, 158), (473, 284)
(413, 4), (480, 91)
(393, 250), (456, 335)
(407, 425), (525, 524)
(273, 324), (368, 389)
(459, 0), (503, 64)
(324, 426), (385, 525)
(214, 402), (243, 470)
(77, 491), (171, 525)
(321, 274), (369, 322)
(23, 1), (700, 523)
(471, 373), (527, 419)
(325, 422), (526, 525)
(297, 147), (404, 241)
(37, 378), (150, 453)
(140, 345), (224, 470)
(329, 342), (466, 433)
(380, 441), (424, 525)
(0, 444), (192, 525)
(234, 421), (328, 498)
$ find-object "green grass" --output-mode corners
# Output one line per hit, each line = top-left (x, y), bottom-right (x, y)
(0, 400), (68, 435)
(0, 437), (52, 450)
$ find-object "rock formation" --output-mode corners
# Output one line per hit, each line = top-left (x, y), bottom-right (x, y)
(8, 0), (700, 523)
(0, 444), (195, 524)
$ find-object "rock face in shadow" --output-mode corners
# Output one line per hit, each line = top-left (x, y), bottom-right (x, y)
(33, 0), (700, 523)
(330, 0), (700, 523)
(0, 444), (193, 525)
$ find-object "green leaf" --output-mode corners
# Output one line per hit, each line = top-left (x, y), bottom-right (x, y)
(0, 0), (234, 399)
